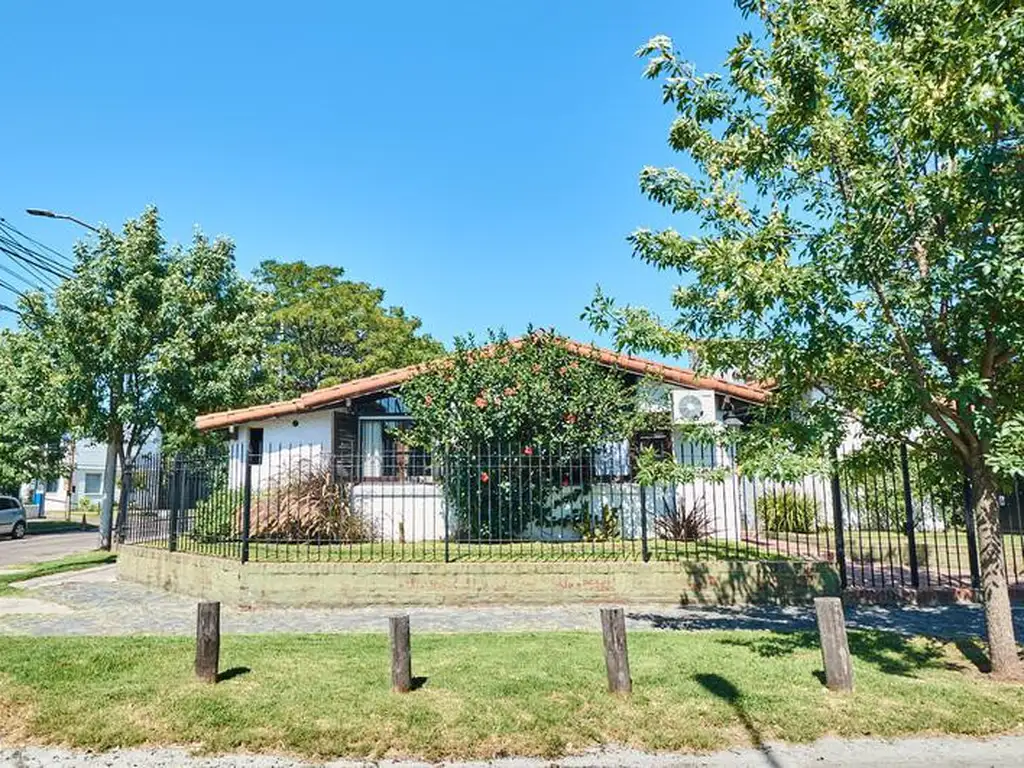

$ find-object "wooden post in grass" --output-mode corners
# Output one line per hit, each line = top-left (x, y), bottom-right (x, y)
(195, 601), (221, 683)
(814, 597), (853, 692)
(600, 607), (632, 694)
(389, 614), (412, 693)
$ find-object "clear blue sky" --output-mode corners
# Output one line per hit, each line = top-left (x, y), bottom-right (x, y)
(1, 1), (745, 347)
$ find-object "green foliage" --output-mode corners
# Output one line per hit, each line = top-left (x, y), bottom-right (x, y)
(586, 0), (1024, 667)
(585, 0), (1024, 485)
(0, 329), (68, 489)
(755, 489), (820, 534)
(192, 491), (242, 542)
(443, 449), (592, 541)
(575, 504), (621, 542)
(75, 497), (99, 515)
(400, 330), (641, 541)
(254, 260), (443, 401)
(22, 207), (266, 458)
(400, 330), (639, 452)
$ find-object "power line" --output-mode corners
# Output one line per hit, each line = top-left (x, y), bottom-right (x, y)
(0, 219), (75, 267)
(0, 218), (75, 310)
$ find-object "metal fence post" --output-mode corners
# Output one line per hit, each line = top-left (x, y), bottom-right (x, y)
(899, 443), (920, 589)
(168, 455), (181, 553)
(443, 450), (450, 564)
(639, 485), (650, 563)
(116, 461), (133, 545)
(963, 475), (982, 589)
(241, 447), (252, 564)
(830, 450), (847, 590)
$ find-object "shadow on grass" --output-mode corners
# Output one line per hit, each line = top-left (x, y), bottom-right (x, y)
(717, 629), (951, 677)
(954, 637), (992, 673)
(695, 673), (782, 768)
(217, 667), (251, 682)
(411, 676), (429, 691)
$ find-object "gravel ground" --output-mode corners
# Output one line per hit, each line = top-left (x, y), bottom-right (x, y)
(4, 736), (1024, 767)
(0, 567), (1021, 638)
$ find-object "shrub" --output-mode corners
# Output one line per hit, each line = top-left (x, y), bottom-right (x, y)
(192, 491), (242, 542)
(755, 489), (820, 534)
(76, 497), (99, 515)
(190, 461), (374, 543)
(575, 504), (621, 542)
(249, 461), (373, 542)
(655, 499), (711, 541)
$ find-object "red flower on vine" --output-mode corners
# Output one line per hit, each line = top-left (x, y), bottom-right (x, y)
(474, 396), (487, 408)
(564, 413), (577, 424)
(503, 387), (517, 397)
(523, 446), (534, 456)
(424, 395), (433, 406)
(561, 476), (570, 487)
(480, 471), (490, 483)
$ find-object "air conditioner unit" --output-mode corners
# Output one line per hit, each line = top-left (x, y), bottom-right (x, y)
(670, 388), (718, 425)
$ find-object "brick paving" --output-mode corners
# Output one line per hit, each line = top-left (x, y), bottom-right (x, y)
(0, 566), (1021, 639)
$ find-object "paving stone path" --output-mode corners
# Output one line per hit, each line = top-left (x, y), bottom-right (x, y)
(0, 566), (1022, 638)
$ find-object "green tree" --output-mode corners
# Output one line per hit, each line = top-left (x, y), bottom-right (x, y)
(24, 207), (265, 549)
(255, 260), (443, 400)
(587, 1), (1024, 676)
(0, 328), (67, 494)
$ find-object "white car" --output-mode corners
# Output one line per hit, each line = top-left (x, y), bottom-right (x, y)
(0, 496), (27, 539)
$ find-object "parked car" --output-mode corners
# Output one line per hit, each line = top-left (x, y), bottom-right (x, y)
(0, 496), (27, 539)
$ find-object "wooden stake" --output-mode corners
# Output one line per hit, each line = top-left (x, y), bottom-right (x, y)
(195, 601), (221, 683)
(389, 614), (412, 693)
(814, 597), (854, 692)
(600, 607), (632, 694)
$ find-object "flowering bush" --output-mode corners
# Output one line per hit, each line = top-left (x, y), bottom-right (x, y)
(399, 330), (640, 540)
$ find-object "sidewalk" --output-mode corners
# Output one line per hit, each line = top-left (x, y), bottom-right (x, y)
(0, 565), (1022, 639)
(4, 735), (1024, 767)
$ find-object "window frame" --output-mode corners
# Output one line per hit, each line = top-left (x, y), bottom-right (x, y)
(83, 472), (103, 495)
(357, 416), (432, 482)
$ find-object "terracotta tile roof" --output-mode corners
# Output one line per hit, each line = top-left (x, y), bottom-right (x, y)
(195, 339), (769, 431)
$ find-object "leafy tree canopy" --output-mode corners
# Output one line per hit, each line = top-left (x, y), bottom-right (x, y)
(400, 330), (640, 451)
(0, 329), (67, 492)
(254, 260), (444, 401)
(586, 0), (1023, 676)
(19, 206), (265, 544)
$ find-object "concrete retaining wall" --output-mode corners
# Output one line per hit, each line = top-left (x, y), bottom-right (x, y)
(117, 545), (841, 607)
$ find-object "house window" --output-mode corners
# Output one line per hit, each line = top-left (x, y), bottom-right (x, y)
(84, 473), (103, 495)
(359, 419), (430, 480)
(248, 427), (264, 466)
(45, 478), (59, 493)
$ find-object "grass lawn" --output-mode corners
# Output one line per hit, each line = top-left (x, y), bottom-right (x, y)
(143, 538), (791, 563)
(0, 630), (1022, 760)
(27, 517), (99, 534)
(0, 551), (117, 595)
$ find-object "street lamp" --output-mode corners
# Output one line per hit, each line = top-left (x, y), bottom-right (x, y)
(26, 208), (100, 233)
(25, 207), (101, 533)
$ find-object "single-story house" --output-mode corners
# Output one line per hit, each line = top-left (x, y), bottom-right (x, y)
(195, 339), (770, 541)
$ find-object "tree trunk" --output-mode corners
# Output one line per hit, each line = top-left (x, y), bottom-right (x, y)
(98, 428), (121, 551)
(972, 463), (1021, 679)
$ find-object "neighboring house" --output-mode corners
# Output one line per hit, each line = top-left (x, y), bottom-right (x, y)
(21, 435), (161, 515)
(196, 339), (769, 540)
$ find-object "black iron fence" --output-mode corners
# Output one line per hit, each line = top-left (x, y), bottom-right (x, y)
(120, 441), (1024, 593)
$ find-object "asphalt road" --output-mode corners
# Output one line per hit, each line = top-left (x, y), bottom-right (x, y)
(0, 527), (100, 567)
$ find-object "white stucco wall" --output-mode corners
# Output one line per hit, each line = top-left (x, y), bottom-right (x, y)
(228, 411), (335, 491)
